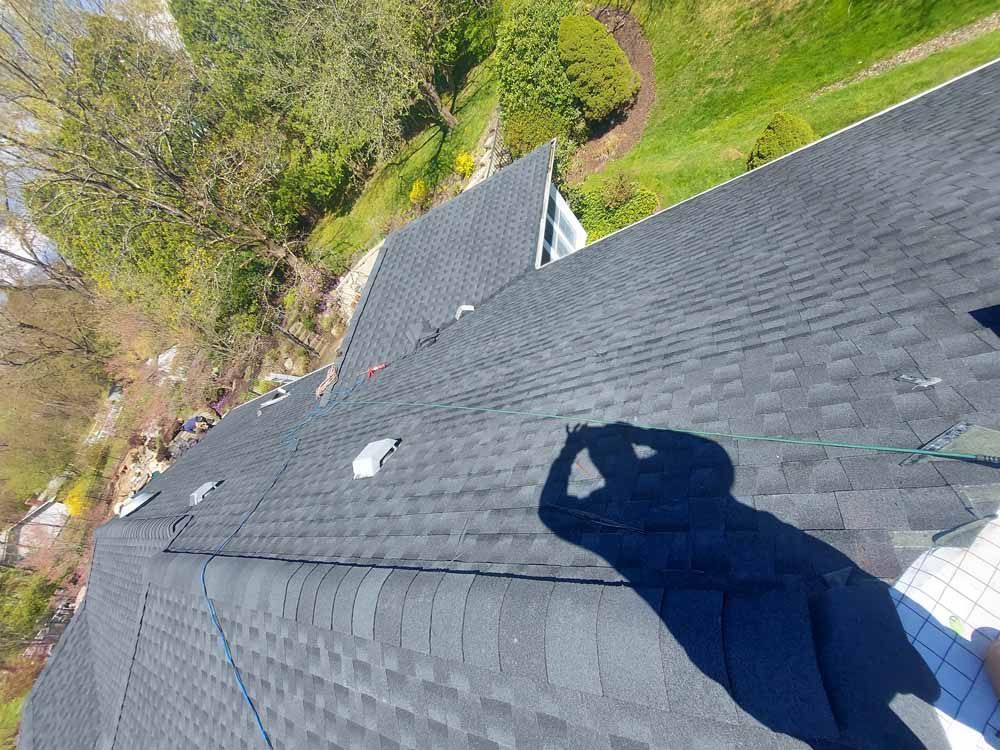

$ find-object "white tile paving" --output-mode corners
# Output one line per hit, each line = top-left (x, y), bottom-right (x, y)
(894, 519), (1000, 750)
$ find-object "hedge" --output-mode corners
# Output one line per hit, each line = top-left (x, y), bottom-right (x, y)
(502, 107), (572, 158)
(496, 0), (580, 154)
(496, 0), (576, 118)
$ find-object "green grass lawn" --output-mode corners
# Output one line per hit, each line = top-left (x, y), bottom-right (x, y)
(307, 61), (499, 269)
(0, 697), (22, 750)
(582, 0), (1000, 207)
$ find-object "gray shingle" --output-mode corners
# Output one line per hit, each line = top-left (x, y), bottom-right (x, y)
(597, 587), (668, 709)
(374, 570), (417, 646)
(461, 575), (509, 671)
(753, 493), (845, 530)
(400, 572), (443, 654)
(901, 486), (976, 530)
(333, 566), (371, 634)
(724, 588), (838, 738)
(430, 573), (474, 662)
(353, 568), (392, 641)
(835, 490), (910, 530)
(659, 590), (737, 721)
(498, 578), (552, 682)
(544, 582), (602, 695)
(335, 142), (554, 381)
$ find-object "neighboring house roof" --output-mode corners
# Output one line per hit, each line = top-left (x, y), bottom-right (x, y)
(14, 502), (69, 557)
(0, 500), (69, 565)
(20, 61), (1000, 750)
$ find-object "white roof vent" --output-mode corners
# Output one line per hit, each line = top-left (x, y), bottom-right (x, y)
(189, 480), (223, 507)
(118, 490), (159, 517)
(353, 438), (400, 479)
(455, 304), (474, 321)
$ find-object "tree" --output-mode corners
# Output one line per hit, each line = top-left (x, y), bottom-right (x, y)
(0, 4), (312, 284)
(171, 0), (496, 167)
(0, 286), (107, 517)
(0, 569), (55, 652)
(0, 288), (106, 369)
(0, 2), (328, 352)
(0, 181), (87, 295)
(430, 0), (499, 98)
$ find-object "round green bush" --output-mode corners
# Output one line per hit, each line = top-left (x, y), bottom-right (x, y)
(745, 112), (816, 170)
(558, 15), (639, 123)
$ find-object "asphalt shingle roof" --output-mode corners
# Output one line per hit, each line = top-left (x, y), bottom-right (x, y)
(20, 62), (1000, 750)
(335, 141), (553, 381)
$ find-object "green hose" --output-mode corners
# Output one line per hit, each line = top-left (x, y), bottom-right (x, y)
(344, 397), (1000, 465)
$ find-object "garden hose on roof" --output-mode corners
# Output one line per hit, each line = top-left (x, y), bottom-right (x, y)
(342, 396), (1000, 465)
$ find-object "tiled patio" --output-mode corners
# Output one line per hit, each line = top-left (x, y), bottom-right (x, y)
(894, 519), (1000, 749)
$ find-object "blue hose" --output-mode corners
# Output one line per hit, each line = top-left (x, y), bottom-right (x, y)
(200, 373), (366, 748)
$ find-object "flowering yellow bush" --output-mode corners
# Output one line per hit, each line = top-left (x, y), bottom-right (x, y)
(408, 178), (429, 207)
(63, 475), (93, 517)
(453, 152), (475, 179)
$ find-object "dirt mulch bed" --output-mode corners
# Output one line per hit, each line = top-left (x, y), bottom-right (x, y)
(565, 9), (656, 184)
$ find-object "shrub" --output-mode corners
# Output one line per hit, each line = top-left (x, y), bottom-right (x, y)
(746, 112), (815, 170)
(62, 474), (94, 518)
(453, 151), (475, 179)
(408, 178), (430, 207)
(0, 570), (55, 643)
(496, 0), (580, 148)
(558, 15), (639, 123)
(0, 655), (43, 702)
(502, 107), (572, 159)
(600, 174), (636, 211)
(569, 177), (658, 241)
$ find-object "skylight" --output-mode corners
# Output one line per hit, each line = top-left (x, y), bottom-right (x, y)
(538, 183), (586, 267)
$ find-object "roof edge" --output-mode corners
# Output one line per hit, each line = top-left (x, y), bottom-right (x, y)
(532, 139), (558, 269)
(229, 358), (333, 412)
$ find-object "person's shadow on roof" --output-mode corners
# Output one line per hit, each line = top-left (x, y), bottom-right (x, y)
(538, 423), (957, 749)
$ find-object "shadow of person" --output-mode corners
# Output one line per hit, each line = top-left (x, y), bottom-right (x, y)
(538, 423), (949, 749)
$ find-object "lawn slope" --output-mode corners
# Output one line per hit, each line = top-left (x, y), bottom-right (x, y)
(583, 0), (1000, 206)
